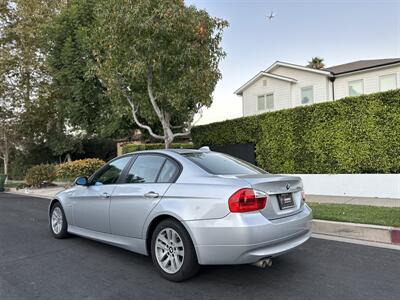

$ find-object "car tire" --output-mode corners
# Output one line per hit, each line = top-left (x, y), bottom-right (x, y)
(151, 219), (200, 282)
(50, 203), (69, 239)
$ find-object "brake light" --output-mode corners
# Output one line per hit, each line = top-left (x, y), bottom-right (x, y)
(228, 188), (267, 213)
(301, 191), (306, 202)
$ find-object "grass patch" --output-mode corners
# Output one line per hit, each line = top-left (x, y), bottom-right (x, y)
(308, 203), (400, 227)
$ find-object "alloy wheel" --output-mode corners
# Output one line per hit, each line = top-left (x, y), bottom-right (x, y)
(155, 228), (185, 274)
(51, 207), (63, 235)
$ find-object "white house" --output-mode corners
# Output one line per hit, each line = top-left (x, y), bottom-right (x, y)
(235, 58), (400, 117)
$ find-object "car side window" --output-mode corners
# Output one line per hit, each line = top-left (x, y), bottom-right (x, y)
(92, 156), (132, 185)
(125, 155), (166, 184)
(157, 159), (179, 183)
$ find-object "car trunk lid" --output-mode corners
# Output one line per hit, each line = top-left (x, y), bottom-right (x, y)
(236, 174), (304, 220)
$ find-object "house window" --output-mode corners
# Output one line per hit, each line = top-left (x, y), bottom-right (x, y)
(379, 74), (397, 91)
(262, 79), (267, 86)
(257, 95), (266, 111)
(265, 93), (274, 109)
(348, 80), (364, 96)
(301, 86), (314, 104)
(257, 94), (274, 111)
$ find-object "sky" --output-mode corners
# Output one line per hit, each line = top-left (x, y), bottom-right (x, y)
(185, 0), (400, 125)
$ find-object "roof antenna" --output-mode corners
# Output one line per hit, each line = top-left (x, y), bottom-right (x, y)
(199, 146), (211, 152)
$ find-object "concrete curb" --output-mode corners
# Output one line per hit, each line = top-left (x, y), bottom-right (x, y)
(6, 187), (65, 199)
(313, 219), (400, 245)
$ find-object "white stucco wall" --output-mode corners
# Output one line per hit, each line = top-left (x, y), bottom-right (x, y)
(334, 65), (400, 99)
(289, 174), (400, 199)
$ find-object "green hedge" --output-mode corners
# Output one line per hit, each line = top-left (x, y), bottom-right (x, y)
(192, 90), (400, 174)
(122, 143), (193, 154)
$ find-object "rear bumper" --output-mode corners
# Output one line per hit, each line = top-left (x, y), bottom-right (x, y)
(184, 204), (312, 265)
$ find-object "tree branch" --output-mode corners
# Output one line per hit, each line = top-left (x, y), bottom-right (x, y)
(126, 97), (165, 140)
(172, 108), (203, 138)
(116, 74), (165, 140)
(147, 67), (164, 121)
(170, 125), (183, 129)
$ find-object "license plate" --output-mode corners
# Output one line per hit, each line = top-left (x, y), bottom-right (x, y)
(277, 193), (295, 210)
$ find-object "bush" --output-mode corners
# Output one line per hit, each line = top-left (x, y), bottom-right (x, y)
(191, 89), (400, 174)
(56, 158), (105, 180)
(121, 143), (193, 154)
(25, 164), (56, 188)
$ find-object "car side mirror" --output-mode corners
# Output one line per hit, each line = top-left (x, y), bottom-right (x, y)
(74, 176), (89, 186)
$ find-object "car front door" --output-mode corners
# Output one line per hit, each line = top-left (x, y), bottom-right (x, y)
(71, 155), (133, 233)
(110, 154), (180, 238)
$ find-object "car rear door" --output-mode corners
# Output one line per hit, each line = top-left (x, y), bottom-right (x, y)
(71, 155), (133, 233)
(110, 154), (180, 238)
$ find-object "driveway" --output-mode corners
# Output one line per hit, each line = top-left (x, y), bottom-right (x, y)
(0, 193), (399, 300)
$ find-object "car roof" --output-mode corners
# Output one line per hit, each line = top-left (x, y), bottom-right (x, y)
(126, 148), (204, 155)
(166, 149), (203, 154)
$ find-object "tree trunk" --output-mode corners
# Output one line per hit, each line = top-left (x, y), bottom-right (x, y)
(3, 133), (9, 176)
(4, 150), (8, 177)
(164, 136), (173, 149)
(163, 125), (174, 149)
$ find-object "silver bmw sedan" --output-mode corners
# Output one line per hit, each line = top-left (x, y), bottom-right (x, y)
(49, 148), (312, 281)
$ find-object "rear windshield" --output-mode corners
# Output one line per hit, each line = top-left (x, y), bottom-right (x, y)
(181, 152), (266, 175)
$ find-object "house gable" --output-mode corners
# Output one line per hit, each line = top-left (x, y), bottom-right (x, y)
(241, 75), (293, 116)
(235, 71), (296, 96)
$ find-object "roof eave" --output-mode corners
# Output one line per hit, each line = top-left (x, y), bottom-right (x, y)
(266, 61), (332, 76)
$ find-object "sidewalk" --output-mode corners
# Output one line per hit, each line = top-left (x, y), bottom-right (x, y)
(7, 186), (66, 199)
(306, 194), (400, 207)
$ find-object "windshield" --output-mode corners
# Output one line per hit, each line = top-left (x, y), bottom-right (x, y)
(181, 152), (266, 175)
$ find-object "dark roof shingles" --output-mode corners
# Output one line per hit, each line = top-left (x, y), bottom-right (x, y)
(324, 58), (400, 75)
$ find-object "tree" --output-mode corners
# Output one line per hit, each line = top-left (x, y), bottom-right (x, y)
(0, 0), (63, 109)
(307, 57), (325, 69)
(0, 108), (17, 176)
(17, 94), (81, 161)
(0, 1), (19, 176)
(91, 0), (228, 148)
(45, 0), (134, 138)
(0, 0), (78, 165)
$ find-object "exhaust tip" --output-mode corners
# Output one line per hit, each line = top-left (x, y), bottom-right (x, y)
(252, 258), (272, 269)
(266, 258), (272, 267)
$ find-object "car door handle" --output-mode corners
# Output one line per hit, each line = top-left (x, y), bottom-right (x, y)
(101, 192), (111, 199)
(144, 191), (159, 198)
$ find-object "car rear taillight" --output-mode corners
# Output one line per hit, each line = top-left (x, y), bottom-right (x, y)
(301, 191), (306, 202)
(228, 188), (267, 213)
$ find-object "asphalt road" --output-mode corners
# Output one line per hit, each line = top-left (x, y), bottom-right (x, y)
(0, 193), (399, 300)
